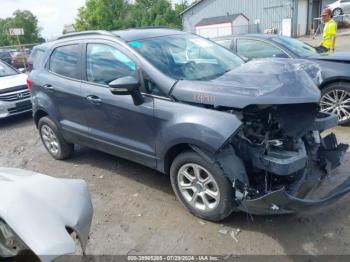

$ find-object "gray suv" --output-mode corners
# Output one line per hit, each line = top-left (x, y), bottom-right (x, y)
(29, 29), (350, 221)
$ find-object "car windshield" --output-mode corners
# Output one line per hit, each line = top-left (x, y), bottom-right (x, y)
(271, 36), (318, 58)
(128, 34), (243, 81)
(0, 61), (18, 77)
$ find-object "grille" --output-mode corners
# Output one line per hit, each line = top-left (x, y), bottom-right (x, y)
(8, 101), (32, 114)
(0, 90), (31, 102)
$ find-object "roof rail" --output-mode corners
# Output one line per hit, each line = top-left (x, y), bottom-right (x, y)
(57, 30), (114, 40)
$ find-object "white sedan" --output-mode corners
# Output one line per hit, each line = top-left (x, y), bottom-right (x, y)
(0, 61), (31, 119)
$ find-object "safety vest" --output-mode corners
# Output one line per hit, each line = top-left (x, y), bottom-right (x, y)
(321, 19), (337, 49)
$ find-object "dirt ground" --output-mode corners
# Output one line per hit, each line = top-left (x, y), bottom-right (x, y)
(1, 112), (350, 257)
(300, 31), (350, 52)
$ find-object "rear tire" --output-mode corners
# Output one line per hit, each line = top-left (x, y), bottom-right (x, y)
(38, 116), (74, 160)
(170, 151), (235, 221)
(320, 82), (350, 125)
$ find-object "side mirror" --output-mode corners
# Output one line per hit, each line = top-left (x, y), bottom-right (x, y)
(108, 76), (144, 106)
(18, 68), (26, 73)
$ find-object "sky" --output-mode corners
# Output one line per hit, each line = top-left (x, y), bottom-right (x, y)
(0, 0), (192, 40)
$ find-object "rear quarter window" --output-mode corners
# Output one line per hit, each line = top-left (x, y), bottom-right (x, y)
(29, 48), (46, 70)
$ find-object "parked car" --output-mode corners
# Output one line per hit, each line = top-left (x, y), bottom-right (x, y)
(0, 60), (31, 119)
(327, 0), (350, 16)
(11, 51), (28, 69)
(0, 167), (93, 261)
(29, 29), (350, 221)
(0, 50), (12, 65)
(213, 34), (350, 125)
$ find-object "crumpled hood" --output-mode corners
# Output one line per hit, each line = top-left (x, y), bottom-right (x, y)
(0, 168), (93, 262)
(171, 59), (322, 109)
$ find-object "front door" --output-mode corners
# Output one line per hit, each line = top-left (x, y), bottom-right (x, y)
(81, 42), (156, 168)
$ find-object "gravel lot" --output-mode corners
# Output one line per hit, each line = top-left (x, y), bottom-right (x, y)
(1, 112), (350, 257)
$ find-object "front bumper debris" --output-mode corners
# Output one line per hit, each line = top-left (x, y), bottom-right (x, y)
(238, 177), (350, 215)
(233, 111), (350, 215)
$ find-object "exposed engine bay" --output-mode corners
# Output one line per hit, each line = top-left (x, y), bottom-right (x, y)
(219, 103), (349, 214)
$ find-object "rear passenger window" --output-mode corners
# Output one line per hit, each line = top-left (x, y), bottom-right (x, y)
(49, 45), (80, 79)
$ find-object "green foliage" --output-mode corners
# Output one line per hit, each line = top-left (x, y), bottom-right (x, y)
(75, 0), (189, 32)
(0, 10), (41, 46)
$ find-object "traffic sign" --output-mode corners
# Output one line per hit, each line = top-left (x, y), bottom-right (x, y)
(9, 28), (24, 36)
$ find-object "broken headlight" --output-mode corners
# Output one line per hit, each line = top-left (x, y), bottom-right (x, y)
(0, 219), (28, 257)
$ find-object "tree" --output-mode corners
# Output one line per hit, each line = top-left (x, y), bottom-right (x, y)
(74, 0), (189, 31)
(0, 19), (11, 46)
(75, 0), (130, 31)
(0, 10), (41, 46)
(6, 10), (41, 45)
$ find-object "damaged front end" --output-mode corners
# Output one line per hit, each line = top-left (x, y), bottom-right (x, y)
(0, 168), (93, 262)
(227, 103), (349, 215)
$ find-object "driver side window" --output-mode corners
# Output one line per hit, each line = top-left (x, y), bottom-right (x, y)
(86, 43), (137, 85)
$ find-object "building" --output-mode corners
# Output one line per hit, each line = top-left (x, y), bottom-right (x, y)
(195, 13), (249, 38)
(181, 0), (335, 38)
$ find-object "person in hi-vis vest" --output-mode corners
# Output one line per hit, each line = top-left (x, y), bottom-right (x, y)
(316, 8), (337, 53)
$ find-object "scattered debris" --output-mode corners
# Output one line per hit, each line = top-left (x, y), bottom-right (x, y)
(198, 220), (206, 225)
(218, 229), (228, 235)
(99, 175), (104, 179)
(323, 232), (334, 239)
(133, 193), (139, 197)
(137, 214), (142, 217)
(230, 229), (241, 243)
(336, 224), (345, 235)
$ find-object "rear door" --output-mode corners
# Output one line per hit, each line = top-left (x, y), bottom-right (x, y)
(80, 40), (156, 168)
(40, 42), (89, 142)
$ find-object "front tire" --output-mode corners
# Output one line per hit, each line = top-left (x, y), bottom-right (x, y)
(38, 116), (74, 160)
(170, 151), (235, 221)
(320, 82), (350, 125)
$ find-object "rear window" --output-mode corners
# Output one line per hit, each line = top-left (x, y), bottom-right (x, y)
(49, 44), (80, 79)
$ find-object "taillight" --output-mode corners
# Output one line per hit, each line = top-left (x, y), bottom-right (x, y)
(27, 79), (33, 91)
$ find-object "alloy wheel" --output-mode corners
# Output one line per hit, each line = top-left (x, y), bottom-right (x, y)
(41, 125), (60, 155)
(320, 89), (350, 123)
(177, 163), (220, 211)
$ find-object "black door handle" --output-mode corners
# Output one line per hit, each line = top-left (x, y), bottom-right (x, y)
(86, 95), (102, 105)
(43, 84), (55, 91)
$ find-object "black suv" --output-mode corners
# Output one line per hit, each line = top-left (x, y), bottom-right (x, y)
(29, 29), (350, 221)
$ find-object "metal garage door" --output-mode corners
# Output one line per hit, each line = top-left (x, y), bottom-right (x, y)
(298, 0), (308, 36)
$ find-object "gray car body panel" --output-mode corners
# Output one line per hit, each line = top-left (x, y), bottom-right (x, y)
(31, 31), (322, 174)
(0, 168), (93, 262)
